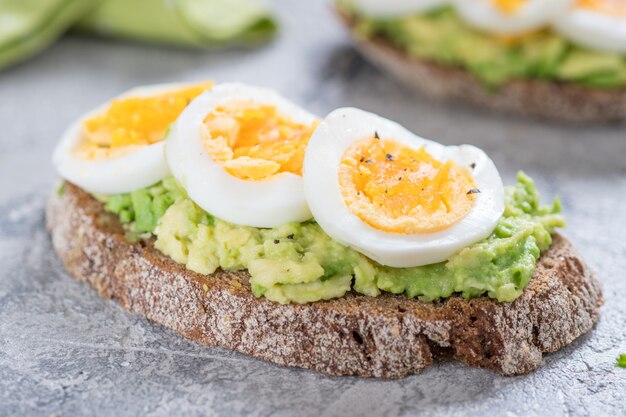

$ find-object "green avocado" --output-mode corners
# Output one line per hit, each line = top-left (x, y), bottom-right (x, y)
(556, 49), (626, 87)
(346, 5), (626, 88)
(98, 172), (565, 305)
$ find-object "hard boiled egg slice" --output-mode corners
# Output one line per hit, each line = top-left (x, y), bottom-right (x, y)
(166, 83), (318, 228)
(350, 0), (449, 17)
(453, 0), (574, 35)
(554, 0), (626, 54)
(303, 108), (504, 268)
(53, 81), (213, 195)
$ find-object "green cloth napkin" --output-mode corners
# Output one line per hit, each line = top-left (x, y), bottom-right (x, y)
(0, 0), (277, 70)
(75, 0), (277, 48)
(0, 0), (100, 70)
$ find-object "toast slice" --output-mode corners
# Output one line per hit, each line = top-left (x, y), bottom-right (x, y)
(46, 183), (603, 378)
(338, 12), (626, 124)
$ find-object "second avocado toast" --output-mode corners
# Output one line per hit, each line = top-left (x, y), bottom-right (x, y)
(337, 0), (626, 122)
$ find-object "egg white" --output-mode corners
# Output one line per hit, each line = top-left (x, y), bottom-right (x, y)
(53, 82), (203, 195)
(453, 0), (575, 35)
(166, 83), (316, 228)
(351, 0), (449, 17)
(554, 7), (626, 54)
(303, 108), (504, 268)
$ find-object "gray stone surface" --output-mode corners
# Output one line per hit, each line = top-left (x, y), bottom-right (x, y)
(0, 1), (625, 416)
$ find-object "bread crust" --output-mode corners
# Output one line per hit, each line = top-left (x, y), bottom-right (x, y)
(339, 13), (626, 123)
(46, 183), (603, 378)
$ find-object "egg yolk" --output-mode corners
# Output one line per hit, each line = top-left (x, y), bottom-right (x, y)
(201, 100), (318, 181)
(76, 81), (213, 160)
(339, 137), (477, 234)
(491, 0), (526, 14)
(577, 0), (626, 16)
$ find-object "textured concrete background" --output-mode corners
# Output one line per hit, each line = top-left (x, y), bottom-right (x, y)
(0, 1), (625, 416)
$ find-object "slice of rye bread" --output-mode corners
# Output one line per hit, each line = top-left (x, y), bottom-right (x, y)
(46, 183), (603, 378)
(338, 12), (626, 124)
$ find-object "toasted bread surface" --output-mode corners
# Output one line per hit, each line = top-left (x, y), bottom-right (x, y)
(46, 183), (603, 378)
(339, 13), (626, 123)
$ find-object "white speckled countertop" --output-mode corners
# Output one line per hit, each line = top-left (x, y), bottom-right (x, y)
(0, 1), (625, 416)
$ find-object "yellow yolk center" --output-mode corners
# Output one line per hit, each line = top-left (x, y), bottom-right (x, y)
(77, 81), (213, 160)
(489, 0), (534, 45)
(491, 0), (526, 14)
(577, 0), (626, 16)
(201, 100), (318, 181)
(338, 137), (477, 234)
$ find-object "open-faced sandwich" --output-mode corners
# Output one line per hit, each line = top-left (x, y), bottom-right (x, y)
(47, 81), (603, 378)
(337, 0), (626, 122)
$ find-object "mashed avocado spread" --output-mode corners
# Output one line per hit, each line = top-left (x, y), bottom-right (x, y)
(97, 172), (564, 305)
(341, 4), (626, 88)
